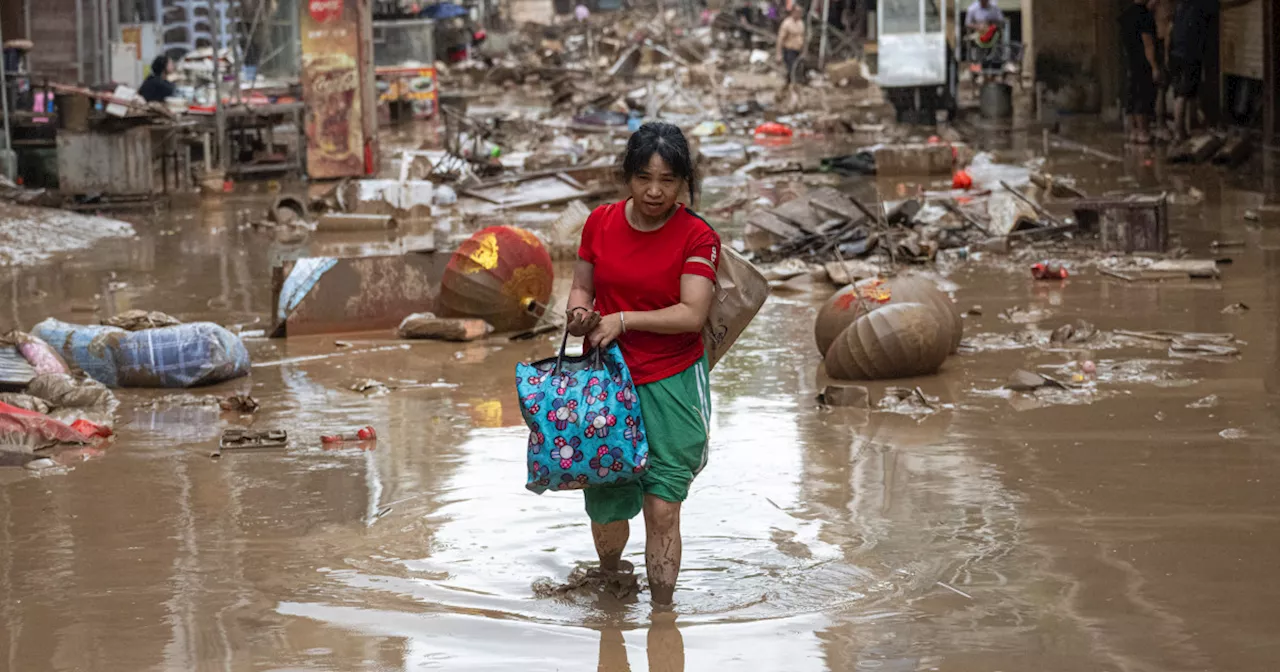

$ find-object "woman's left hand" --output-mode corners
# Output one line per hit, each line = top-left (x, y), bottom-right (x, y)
(587, 313), (625, 349)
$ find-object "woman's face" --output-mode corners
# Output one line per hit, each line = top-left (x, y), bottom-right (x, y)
(628, 153), (681, 219)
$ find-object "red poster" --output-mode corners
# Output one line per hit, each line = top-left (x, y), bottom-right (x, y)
(301, 0), (367, 178)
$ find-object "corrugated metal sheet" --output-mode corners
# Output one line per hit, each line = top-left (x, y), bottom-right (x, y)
(1221, 0), (1263, 80)
(0, 347), (37, 390)
(57, 127), (155, 196)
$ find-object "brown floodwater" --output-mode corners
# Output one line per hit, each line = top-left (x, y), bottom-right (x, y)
(0, 131), (1278, 672)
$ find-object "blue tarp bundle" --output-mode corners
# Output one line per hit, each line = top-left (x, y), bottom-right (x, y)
(32, 319), (251, 388)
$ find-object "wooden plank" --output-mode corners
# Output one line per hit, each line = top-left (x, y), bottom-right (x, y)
(807, 186), (865, 221)
(745, 210), (804, 240)
(556, 171), (586, 191)
(771, 198), (822, 233)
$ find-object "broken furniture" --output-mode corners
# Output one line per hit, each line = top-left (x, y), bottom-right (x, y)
(1070, 193), (1169, 254)
(219, 102), (307, 178)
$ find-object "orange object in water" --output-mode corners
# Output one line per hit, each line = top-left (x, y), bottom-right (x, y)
(1031, 262), (1069, 280)
(438, 225), (555, 332)
(753, 122), (793, 137)
(952, 169), (973, 190)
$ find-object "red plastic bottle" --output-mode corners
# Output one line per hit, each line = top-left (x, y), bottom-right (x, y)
(321, 426), (377, 443)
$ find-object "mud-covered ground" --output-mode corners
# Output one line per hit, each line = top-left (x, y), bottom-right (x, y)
(0, 129), (1278, 671)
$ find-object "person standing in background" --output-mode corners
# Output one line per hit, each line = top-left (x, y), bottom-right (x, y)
(1148, 0), (1174, 137)
(776, 4), (807, 98)
(1168, 0), (1217, 143)
(965, 0), (1004, 36)
(1120, 0), (1160, 144)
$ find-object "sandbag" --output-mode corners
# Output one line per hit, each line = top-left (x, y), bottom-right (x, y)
(31, 319), (250, 388)
(703, 247), (770, 370)
(26, 373), (118, 427)
(824, 302), (949, 381)
(0, 393), (51, 415)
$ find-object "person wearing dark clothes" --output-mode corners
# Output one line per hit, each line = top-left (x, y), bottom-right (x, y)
(735, 0), (755, 50)
(1169, 0), (1217, 142)
(138, 55), (177, 103)
(1148, 0), (1174, 135)
(1120, 0), (1160, 144)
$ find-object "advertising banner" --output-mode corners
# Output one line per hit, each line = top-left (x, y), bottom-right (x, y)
(301, 0), (368, 178)
(376, 67), (439, 119)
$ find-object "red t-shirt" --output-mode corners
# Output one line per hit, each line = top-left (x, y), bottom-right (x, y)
(578, 200), (721, 385)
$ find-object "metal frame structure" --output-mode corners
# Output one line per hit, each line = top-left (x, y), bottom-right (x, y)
(870, 0), (959, 123)
(875, 0), (949, 88)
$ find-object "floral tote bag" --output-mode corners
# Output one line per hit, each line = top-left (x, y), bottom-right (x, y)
(515, 334), (649, 494)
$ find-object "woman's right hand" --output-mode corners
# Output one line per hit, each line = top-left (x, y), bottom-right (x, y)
(566, 307), (601, 337)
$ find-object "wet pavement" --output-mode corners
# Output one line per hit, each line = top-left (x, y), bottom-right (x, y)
(1, 132), (1279, 671)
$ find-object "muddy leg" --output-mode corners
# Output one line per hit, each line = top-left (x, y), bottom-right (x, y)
(1155, 84), (1168, 132)
(592, 520), (629, 571)
(643, 494), (683, 605)
(1135, 115), (1151, 144)
(1173, 97), (1189, 142)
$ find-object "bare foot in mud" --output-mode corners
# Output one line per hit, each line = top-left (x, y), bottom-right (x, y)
(533, 560), (642, 601)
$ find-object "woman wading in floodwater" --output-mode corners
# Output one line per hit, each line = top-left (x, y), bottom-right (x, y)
(566, 122), (719, 606)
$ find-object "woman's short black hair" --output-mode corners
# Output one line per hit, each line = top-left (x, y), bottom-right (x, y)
(151, 55), (170, 77)
(620, 122), (699, 204)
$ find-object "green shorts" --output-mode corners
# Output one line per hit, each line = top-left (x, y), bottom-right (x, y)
(584, 356), (711, 525)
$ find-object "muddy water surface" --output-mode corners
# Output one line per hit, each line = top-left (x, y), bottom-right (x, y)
(0, 139), (1278, 671)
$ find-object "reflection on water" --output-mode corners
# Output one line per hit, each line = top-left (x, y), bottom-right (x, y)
(0, 141), (1278, 671)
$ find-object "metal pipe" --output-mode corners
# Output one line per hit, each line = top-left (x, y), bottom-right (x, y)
(75, 0), (84, 82)
(818, 0), (830, 69)
(212, 0), (227, 171)
(0, 9), (11, 154)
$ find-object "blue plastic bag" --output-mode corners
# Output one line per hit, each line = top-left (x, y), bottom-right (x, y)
(32, 318), (251, 388)
(515, 337), (649, 494)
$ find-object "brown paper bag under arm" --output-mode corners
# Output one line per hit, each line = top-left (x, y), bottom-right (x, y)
(703, 247), (770, 370)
